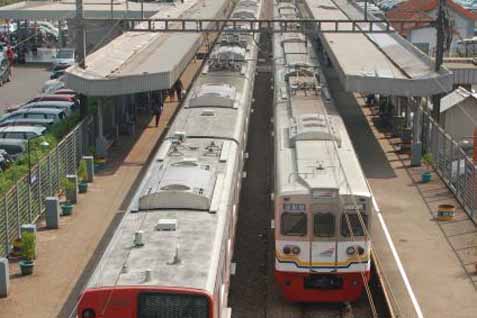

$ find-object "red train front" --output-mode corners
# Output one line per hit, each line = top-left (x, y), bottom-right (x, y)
(78, 287), (213, 318)
(272, 0), (372, 303)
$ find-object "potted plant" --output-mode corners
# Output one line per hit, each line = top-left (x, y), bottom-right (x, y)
(61, 177), (76, 213)
(94, 156), (106, 172)
(78, 159), (88, 193)
(19, 232), (36, 275)
(421, 153), (433, 183)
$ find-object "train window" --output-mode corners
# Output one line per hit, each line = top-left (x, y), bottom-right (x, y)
(341, 213), (368, 237)
(281, 212), (307, 236)
(138, 292), (209, 318)
(314, 213), (335, 237)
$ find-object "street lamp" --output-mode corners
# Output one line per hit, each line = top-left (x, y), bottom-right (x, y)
(27, 136), (50, 184)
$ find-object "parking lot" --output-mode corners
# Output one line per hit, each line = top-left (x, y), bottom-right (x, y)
(0, 65), (50, 112)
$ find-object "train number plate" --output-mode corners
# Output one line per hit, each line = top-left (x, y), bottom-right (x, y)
(304, 275), (343, 290)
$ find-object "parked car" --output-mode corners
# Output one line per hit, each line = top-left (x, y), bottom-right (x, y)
(54, 88), (76, 96)
(0, 138), (26, 161)
(41, 79), (64, 94)
(0, 126), (47, 140)
(28, 94), (78, 105)
(50, 69), (65, 80)
(0, 108), (67, 125)
(0, 56), (11, 86)
(0, 118), (55, 129)
(53, 48), (75, 67)
(21, 100), (76, 115)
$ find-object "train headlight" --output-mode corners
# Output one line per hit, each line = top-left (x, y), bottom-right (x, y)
(283, 246), (291, 255)
(291, 246), (301, 255)
(346, 246), (356, 256)
(357, 246), (365, 255)
(82, 309), (96, 318)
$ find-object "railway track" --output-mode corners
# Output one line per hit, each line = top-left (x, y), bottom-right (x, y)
(228, 2), (389, 317)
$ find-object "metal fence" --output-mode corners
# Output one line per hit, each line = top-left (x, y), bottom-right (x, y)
(0, 117), (95, 257)
(421, 110), (477, 221)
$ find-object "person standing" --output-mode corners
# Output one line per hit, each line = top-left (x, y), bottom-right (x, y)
(174, 79), (184, 102)
(6, 45), (14, 78)
(153, 92), (164, 127)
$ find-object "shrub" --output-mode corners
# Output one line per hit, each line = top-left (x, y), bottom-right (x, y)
(21, 231), (36, 262)
(61, 176), (76, 193)
(422, 153), (433, 168)
(78, 159), (87, 182)
(0, 111), (82, 195)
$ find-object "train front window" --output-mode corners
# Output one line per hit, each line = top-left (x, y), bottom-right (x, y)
(138, 292), (209, 318)
(314, 213), (335, 237)
(281, 212), (307, 236)
(341, 213), (367, 237)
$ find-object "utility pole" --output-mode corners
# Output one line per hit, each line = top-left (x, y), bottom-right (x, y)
(364, 0), (368, 21)
(75, 0), (88, 119)
(432, 0), (446, 121)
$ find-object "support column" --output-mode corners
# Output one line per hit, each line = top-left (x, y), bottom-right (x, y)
(0, 258), (8, 298)
(95, 98), (109, 157)
(411, 100), (423, 166)
(45, 197), (60, 229)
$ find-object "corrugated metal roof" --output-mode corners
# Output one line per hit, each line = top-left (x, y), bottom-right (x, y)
(0, 0), (161, 20)
(305, 0), (454, 96)
(441, 86), (477, 113)
(65, 0), (232, 96)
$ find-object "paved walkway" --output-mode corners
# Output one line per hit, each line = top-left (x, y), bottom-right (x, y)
(323, 64), (477, 318)
(0, 57), (202, 318)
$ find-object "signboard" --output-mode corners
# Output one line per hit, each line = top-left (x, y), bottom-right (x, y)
(312, 190), (336, 199)
(283, 203), (306, 213)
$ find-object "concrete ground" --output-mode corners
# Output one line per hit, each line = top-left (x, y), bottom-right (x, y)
(323, 64), (477, 318)
(0, 64), (50, 111)
(0, 57), (202, 318)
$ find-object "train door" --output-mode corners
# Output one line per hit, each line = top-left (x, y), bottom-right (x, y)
(306, 189), (340, 288)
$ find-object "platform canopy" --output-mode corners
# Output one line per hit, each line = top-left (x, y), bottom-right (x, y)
(304, 0), (454, 96)
(64, 0), (231, 96)
(0, 0), (161, 20)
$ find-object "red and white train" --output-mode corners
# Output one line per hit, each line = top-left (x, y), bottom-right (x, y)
(272, 0), (373, 303)
(76, 0), (262, 317)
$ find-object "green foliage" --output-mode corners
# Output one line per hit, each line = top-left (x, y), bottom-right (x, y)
(422, 153), (433, 168)
(78, 159), (88, 181)
(0, 111), (82, 195)
(61, 176), (75, 192)
(21, 232), (36, 261)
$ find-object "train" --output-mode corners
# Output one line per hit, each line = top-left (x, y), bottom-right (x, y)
(272, 0), (374, 303)
(76, 0), (262, 317)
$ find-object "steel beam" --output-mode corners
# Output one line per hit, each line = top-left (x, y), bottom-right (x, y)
(84, 18), (429, 34)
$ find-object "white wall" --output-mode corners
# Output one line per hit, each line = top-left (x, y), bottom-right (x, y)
(409, 27), (436, 55)
(443, 98), (477, 142)
(407, 8), (474, 56)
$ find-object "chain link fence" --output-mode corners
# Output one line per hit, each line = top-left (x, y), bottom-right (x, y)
(421, 110), (477, 221)
(0, 117), (95, 256)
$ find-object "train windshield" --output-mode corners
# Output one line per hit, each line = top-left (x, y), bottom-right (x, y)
(281, 212), (307, 236)
(138, 292), (209, 318)
(313, 213), (335, 237)
(340, 213), (368, 237)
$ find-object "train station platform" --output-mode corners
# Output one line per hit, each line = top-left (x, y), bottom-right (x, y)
(0, 57), (202, 318)
(303, 0), (453, 96)
(323, 64), (477, 318)
(65, 0), (232, 96)
(0, 0), (161, 20)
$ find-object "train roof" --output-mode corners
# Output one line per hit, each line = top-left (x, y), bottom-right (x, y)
(85, 0), (262, 294)
(86, 136), (237, 293)
(273, 3), (370, 198)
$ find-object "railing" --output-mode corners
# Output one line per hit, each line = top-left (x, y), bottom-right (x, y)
(0, 117), (95, 256)
(84, 18), (416, 34)
(421, 111), (477, 221)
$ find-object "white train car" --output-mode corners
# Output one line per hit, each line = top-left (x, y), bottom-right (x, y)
(272, 0), (373, 303)
(76, 1), (262, 317)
